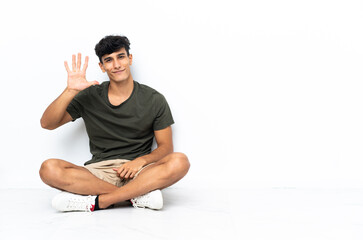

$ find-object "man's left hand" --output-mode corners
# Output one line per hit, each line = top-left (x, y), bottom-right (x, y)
(113, 158), (147, 179)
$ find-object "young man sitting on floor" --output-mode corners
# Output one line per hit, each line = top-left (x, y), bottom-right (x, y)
(39, 35), (190, 212)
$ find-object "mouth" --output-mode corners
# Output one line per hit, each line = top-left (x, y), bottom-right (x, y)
(113, 69), (125, 74)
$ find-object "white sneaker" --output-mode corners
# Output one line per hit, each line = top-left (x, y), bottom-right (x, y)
(52, 191), (96, 212)
(131, 190), (163, 210)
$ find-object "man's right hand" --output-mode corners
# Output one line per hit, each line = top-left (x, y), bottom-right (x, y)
(64, 53), (99, 92)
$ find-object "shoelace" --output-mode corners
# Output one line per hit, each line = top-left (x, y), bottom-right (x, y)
(66, 196), (93, 212)
(131, 194), (150, 208)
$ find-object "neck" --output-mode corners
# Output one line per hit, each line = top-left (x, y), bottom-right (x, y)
(108, 76), (134, 97)
(107, 76), (134, 106)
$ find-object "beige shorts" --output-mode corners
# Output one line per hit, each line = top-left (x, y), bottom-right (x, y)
(84, 159), (153, 187)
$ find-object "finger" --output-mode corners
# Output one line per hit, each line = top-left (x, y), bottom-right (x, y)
(77, 53), (81, 71)
(129, 172), (136, 179)
(112, 166), (122, 175)
(120, 168), (128, 178)
(113, 168), (123, 178)
(116, 167), (124, 176)
(82, 56), (89, 73)
(64, 61), (71, 73)
(87, 81), (100, 88)
(118, 168), (124, 176)
(72, 54), (76, 71)
(124, 171), (132, 179)
(89, 81), (100, 86)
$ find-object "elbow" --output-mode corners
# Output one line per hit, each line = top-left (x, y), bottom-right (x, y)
(167, 144), (174, 154)
(159, 144), (173, 155)
(40, 118), (47, 129)
(40, 120), (50, 130)
(40, 118), (55, 130)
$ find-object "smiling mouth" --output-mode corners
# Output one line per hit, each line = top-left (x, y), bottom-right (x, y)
(113, 69), (125, 74)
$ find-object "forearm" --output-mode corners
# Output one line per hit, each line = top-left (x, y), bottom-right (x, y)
(137, 144), (174, 165)
(40, 88), (79, 129)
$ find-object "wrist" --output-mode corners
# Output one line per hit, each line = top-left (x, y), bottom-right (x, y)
(65, 87), (80, 96)
(135, 157), (148, 166)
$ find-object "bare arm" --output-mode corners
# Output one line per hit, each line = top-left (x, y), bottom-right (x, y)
(40, 88), (79, 130)
(40, 53), (99, 130)
(113, 126), (174, 179)
(137, 126), (174, 165)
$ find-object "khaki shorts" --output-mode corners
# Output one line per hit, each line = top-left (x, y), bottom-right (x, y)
(84, 159), (153, 187)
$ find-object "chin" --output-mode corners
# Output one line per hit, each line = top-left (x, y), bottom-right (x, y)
(111, 78), (128, 83)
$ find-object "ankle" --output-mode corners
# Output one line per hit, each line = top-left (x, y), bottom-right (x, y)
(97, 195), (111, 209)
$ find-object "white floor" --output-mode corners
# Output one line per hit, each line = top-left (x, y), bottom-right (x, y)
(1, 187), (363, 240)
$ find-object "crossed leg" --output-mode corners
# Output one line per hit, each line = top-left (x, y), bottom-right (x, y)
(39, 152), (190, 209)
(39, 159), (119, 195)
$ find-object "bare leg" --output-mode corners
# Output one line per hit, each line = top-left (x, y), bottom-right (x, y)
(98, 152), (190, 209)
(39, 158), (118, 195)
(39, 152), (190, 209)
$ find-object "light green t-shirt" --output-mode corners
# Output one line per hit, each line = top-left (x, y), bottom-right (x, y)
(66, 81), (174, 165)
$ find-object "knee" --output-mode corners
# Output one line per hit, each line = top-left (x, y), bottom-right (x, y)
(168, 152), (190, 176)
(39, 159), (62, 183)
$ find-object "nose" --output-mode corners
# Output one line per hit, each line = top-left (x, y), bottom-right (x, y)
(113, 59), (121, 69)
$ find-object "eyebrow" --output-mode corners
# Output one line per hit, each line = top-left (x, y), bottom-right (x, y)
(103, 53), (126, 62)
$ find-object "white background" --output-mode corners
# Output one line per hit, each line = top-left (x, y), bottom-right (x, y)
(0, 0), (362, 189)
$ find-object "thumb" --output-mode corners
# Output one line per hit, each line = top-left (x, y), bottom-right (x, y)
(88, 81), (100, 86)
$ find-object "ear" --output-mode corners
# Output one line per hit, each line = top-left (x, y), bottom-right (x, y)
(98, 62), (106, 73)
(128, 54), (133, 66)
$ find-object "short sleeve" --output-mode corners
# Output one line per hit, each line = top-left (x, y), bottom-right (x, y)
(66, 91), (86, 121)
(153, 94), (174, 131)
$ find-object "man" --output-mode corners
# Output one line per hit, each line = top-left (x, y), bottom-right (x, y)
(39, 35), (190, 212)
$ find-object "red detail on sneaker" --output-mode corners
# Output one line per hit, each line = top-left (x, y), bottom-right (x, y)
(90, 204), (95, 212)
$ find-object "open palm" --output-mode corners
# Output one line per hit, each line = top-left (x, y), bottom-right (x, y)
(64, 53), (99, 91)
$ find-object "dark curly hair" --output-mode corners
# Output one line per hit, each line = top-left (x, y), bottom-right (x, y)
(95, 35), (131, 63)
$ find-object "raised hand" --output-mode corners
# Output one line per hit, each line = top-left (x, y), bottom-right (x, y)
(64, 53), (99, 92)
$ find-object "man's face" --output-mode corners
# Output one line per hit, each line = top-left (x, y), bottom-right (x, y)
(99, 48), (133, 82)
